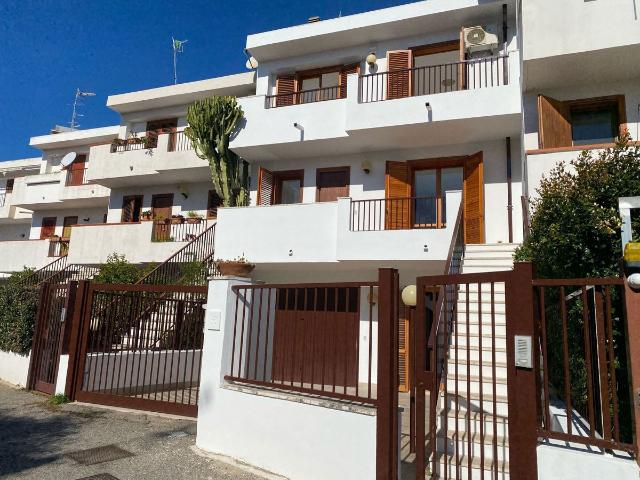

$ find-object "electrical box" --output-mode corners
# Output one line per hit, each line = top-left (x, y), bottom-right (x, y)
(206, 310), (222, 331)
(514, 335), (532, 369)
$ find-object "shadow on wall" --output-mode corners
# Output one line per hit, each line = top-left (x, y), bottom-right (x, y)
(0, 407), (82, 476)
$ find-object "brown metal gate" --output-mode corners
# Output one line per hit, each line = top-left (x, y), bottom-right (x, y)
(66, 282), (207, 417)
(28, 282), (76, 394)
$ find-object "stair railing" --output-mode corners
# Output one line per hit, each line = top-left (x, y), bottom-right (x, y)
(20, 254), (69, 288)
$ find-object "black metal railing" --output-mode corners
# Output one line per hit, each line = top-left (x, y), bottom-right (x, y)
(265, 85), (342, 109)
(20, 255), (69, 288)
(359, 54), (509, 103)
(349, 196), (444, 231)
(110, 135), (158, 153)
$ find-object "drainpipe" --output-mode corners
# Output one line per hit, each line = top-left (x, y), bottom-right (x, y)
(506, 136), (513, 243)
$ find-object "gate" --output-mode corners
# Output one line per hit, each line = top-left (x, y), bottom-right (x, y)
(28, 282), (76, 394)
(66, 282), (207, 417)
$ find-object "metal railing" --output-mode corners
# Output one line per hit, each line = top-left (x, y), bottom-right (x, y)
(138, 222), (217, 286)
(533, 278), (633, 452)
(359, 54), (509, 103)
(225, 282), (379, 405)
(20, 255), (69, 288)
(151, 220), (208, 243)
(65, 167), (89, 186)
(110, 135), (157, 153)
(168, 130), (193, 152)
(48, 238), (70, 257)
(265, 85), (342, 109)
(349, 196), (443, 231)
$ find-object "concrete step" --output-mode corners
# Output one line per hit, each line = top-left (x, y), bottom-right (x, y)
(446, 377), (508, 398)
(450, 360), (508, 380)
(455, 321), (506, 337)
(449, 331), (507, 349)
(444, 408), (509, 437)
(462, 257), (515, 268)
(454, 311), (507, 323)
(449, 345), (507, 364)
(461, 265), (513, 274)
(432, 452), (509, 480)
(458, 290), (506, 303)
(437, 431), (509, 462)
(463, 249), (517, 259)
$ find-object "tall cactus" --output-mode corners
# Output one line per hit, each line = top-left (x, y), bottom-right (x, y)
(184, 96), (249, 207)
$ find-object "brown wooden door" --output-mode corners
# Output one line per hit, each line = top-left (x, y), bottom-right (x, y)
(463, 152), (485, 244)
(385, 161), (411, 229)
(62, 216), (78, 239)
(68, 155), (86, 186)
(40, 217), (57, 239)
(272, 287), (359, 388)
(151, 193), (173, 220)
(316, 167), (350, 202)
(146, 118), (177, 149)
(121, 195), (143, 223)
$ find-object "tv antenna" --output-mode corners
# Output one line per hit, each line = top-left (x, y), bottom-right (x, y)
(172, 37), (188, 84)
(70, 88), (96, 130)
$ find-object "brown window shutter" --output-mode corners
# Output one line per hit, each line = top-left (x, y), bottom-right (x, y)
(339, 63), (360, 99)
(385, 161), (411, 229)
(257, 167), (274, 206)
(463, 152), (485, 244)
(537, 95), (572, 149)
(398, 305), (411, 392)
(386, 50), (412, 100)
(276, 75), (297, 107)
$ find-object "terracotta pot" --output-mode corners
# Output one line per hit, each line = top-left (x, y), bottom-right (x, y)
(217, 261), (255, 278)
(171, 216), (184, 224)
(186, 217), (202, 224)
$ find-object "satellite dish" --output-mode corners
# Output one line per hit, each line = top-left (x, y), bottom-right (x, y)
(60, 152), (77, 168)
(245, 56), (259, 69)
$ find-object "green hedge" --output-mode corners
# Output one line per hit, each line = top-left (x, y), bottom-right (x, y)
(0, 269), (40, 354)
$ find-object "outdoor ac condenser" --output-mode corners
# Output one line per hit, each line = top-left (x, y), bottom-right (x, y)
(462, 26), (499, 53)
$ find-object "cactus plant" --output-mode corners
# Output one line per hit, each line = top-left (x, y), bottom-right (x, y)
(184, 96), (249, 207)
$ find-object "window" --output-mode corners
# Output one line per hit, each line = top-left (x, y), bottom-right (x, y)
(316, 167), (350, 202)
(413, 166), (463, 227)
(272, 64), (359, 107)
(5, 179), (14, 193)
(257, 168), (304, 205)
(537, 95), (626, 150)
(411, 40), (461, 96)
(121, 195), (143, 223)
(207, 190), (223, 219)
(40, 217), (57, 239)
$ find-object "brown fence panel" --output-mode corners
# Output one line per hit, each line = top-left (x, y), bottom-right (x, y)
(71, 283), (207, 417)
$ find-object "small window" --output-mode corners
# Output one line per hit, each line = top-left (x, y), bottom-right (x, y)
(5, 179), (14, 193)
(570, 103), (619, 145)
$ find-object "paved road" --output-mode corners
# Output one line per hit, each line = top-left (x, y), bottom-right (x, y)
(0, 382), (264, 480)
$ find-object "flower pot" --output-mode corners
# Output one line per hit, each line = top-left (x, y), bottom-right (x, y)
(217, 261), (255, 278)
(171, 216), (184, 224)
(186, 217), (202, 224)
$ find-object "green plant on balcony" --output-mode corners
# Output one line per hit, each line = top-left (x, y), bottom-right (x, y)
(184, 96), (249, 207)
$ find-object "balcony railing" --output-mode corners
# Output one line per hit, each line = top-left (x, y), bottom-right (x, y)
(65, 167), (89, 186)
(48, 238), (70, 257)
(168, 130), (193, 152)
(349, 196), (449, 231)
(151, 219), (208, 242)
(265, 85), (342, 109)
(110, 135), (158, 153)
(359, 54), (509, 103)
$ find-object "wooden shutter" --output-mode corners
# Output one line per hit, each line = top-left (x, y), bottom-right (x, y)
(40, 217), (57, 239)
(276, 75), (297, 107)
(339, 63), (360, 99)
(398, 305), (411, 392)
(257, 167), (274, 206)
(385, 161), (411, 230)
(463, 152), (485, 244)
(537, 95), (572, 149)
(68, 155), (86, 186)
(386, 50), (412, 100)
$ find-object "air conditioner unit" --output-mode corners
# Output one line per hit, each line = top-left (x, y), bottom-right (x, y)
(463, 26), (499, 53)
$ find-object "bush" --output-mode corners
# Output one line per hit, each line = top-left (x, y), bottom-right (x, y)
(93, 253), (142, 284)
(0, 269), (40, 354)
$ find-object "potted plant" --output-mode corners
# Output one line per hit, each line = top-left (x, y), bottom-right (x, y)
(186, 211), (203, 224)
(216, 255), (255, 277)
(171, 214), (185, 224)
(141, 210), (152, 221)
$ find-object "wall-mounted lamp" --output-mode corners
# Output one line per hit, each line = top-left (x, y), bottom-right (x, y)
(361, 160), (372, 174)
(178, 184), (189, 199)
(401, 284), (417, 307)
(83, 217), (90, 222)
(425, 102), (432, 111)
(628, 273), (640, 291)
(366, 52), (377, 66)
(293, 123), (304, 132)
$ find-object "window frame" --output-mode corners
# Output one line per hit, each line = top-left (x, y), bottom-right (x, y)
(273, 170), (305, 205)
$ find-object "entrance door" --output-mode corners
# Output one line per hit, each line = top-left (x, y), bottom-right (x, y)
(316, 167), (350, 202)
(151, 193), (174, 241)
(40, 217), (57, 239)
(67, 155), (87, 186)
(62, 216), (78, 239)
(463, 152), (485, 243)
(121, 195), (143, 223)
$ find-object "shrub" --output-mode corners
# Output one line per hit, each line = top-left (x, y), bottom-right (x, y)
(93, 253), (142, 284)
(0, 269), (40, 354)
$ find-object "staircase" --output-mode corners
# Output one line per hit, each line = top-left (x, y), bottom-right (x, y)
(434, 243), (518, 480)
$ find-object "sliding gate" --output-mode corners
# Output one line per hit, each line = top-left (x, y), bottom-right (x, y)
(67, 282), (207, 417)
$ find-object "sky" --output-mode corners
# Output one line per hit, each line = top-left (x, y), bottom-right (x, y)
(0, 0), (411, 161)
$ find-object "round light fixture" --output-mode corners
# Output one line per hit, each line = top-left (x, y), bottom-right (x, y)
(628, 273), (640, 291)
(366, 52), (377, 66)
(401, 284), (417, 307)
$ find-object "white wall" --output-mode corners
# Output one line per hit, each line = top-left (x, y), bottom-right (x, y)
(0, 223), (31, 241)
(196, 277), (377, 480)
(537, 443), (639, 480)
(0, 350), (31, 387)
(30, 207), (108, 240)
(0, 240), (52, 273)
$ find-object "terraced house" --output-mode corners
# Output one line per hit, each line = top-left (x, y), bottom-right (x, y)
(1, 1), (640, 480)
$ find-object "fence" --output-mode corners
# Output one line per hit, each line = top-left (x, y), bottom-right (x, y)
(349, 197), (442, 231)
(151, 220), (208, 242)
(359, 54), (508, 103)
(168, 131), (193, 152)
(225, 282), (379, 405)
(265, 86), (342, 108)
(67, 283), (207, 416)
(48, 239), (69, 257)
(20, 255), (69, 288)
(110, 136), (156, 153)
(533, 278), (633, 452)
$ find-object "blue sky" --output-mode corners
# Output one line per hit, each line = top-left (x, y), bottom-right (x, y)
(0, 0), (410, 160)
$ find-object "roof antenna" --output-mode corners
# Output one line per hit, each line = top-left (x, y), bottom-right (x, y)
(70, 88), (96, 130)
(172, 37), (188, 84)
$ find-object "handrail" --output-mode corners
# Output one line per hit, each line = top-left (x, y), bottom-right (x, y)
(350, 196), (442, 231)
(19, 254), (69, 288)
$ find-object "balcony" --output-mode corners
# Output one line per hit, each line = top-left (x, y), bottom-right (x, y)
(231, 53), (521, 161)
(66, 220), (213, 265)
(87, 130), (208, 188)
(214, 191), (461, 270)
(11, 171), (110, 210)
